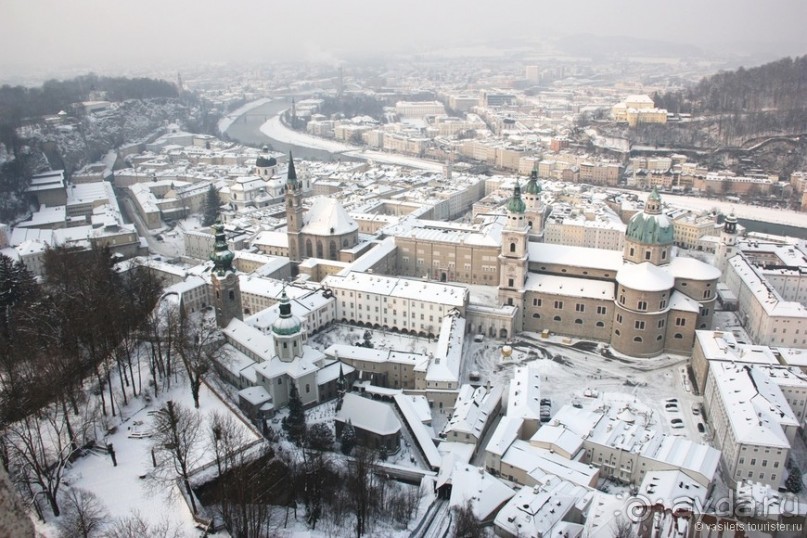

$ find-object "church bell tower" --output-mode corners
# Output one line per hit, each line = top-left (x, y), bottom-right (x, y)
(285, 152), (304, 263)
(210, 221), (243, 327)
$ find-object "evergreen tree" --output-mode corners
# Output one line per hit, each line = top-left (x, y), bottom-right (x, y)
(340, 419), (356, 455)
(282, 382), (307, 446)
(786, 465), (803, 493)
(202, 185), (221, 226)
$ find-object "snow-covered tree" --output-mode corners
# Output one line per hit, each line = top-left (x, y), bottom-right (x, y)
(340, 420), (356, 455)
(282, 383), (307, 446)
(202, 185), (221, 226)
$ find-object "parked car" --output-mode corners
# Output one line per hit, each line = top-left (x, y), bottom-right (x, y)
(671, 418), (684, 429)
(697, 422), (706, 433)
(692, 404), (700, 415)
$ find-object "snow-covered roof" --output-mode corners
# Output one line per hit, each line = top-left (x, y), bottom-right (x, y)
(668, 290), (700, 313)
(640, 435), (721, 485)
(335, 393), (401, 436)
(442, 385), (503, 439)
(616, 262), (674, 292)
(394, 394), (441, 469)
(222, 317), (275, 361)
(503, 441), (598, 488)
(238, 386), (272, 406)
(529, 424), (585, 457)
(485, 415), (524, 458)
(426, 315), (464, 383)
(507, 365), (543, 420)
(446, 464), (515, 522)
(637, 469), (707, 512)
(708, 362), (793, 448)
(528, 242), (623, 272)
(494, 476), (588, 538)
(323, 271), (467, 307)
(525, 272), (614, 299)
(301, 196), (358, 236)
(668, 256), (721, 281)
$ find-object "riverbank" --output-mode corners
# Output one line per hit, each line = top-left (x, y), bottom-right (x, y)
(217, 97), (273, 134)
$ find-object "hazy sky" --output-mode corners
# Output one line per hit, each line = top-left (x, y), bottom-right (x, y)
(2, 0), (806, 77)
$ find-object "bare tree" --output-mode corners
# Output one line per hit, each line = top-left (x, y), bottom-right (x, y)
(208, 411), (248, 477)
(174, 310), (222, 409)
(57, 488), (108, 538)
(346, 447), (377, 537)
(452, 499), (482, 538)
(3, 401), (91, 518)
(106, 510), (183, 538)
(150, 400), (202, 514)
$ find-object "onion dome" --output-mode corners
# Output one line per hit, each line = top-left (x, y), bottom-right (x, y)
(506, 181), (526, 214)
(524, 169), (542, 195)
(625, 188), (673, 245)
(210, 221), (235, 276)
(271, 288), (302, 336)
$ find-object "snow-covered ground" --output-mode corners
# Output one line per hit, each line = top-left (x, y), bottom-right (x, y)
(52, 381), (260, 537)
(259, 114), (444, 173)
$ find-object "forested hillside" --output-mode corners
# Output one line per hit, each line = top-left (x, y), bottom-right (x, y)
(0, 74), (178, 134)
(0, 74), (215, 222)
(644, 56), (807, 147)
(654, 56), (807, 115)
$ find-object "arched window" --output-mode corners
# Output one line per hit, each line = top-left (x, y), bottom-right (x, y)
(674, 333), (683, 339)
(633, 336), (643, 342)
(553, 316), (561, 322)
(510, 242), (516, 253)
(532, 313), (540, 319)
(330, 240), (337, 260)
(316, 241), (323, 258)
(575, 319), (583, 324)
(596, 321), (604, 327)
(305, 239), (313, 257)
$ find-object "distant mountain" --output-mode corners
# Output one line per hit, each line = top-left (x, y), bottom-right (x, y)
(555, 34), (703, 58)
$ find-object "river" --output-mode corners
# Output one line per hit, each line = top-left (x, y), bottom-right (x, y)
(222, 98), (356, 162)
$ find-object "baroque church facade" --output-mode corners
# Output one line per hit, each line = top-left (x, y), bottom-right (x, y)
(501, 185), (720, 357)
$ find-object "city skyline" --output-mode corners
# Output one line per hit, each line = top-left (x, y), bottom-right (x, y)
(2, 0), (807, 79)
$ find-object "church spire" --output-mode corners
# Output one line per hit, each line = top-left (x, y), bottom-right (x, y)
(210, 220), (234, 276)
(287, 152), (298, 188)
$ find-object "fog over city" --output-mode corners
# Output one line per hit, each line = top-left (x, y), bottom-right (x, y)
(2, 0), (806, 80)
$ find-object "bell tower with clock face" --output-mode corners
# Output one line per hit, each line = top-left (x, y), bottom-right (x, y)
(498, 181), (529, 332)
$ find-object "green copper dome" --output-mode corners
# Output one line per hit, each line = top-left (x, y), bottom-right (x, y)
(210, 221), (235, 276)
(626, 211), (674, 245)
(524, 170), (541, 195)
(506, 181), (526, 214)
(272, 288), (301, 336)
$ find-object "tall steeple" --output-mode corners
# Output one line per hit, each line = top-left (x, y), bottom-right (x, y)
(286, 152), (304, 263)
(209, 220), (242, 327)
(715, 210), (740, 277)
(499, 181), (530, 332)
(524, 168), (544, 235)
(210, 221), (235, 277)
